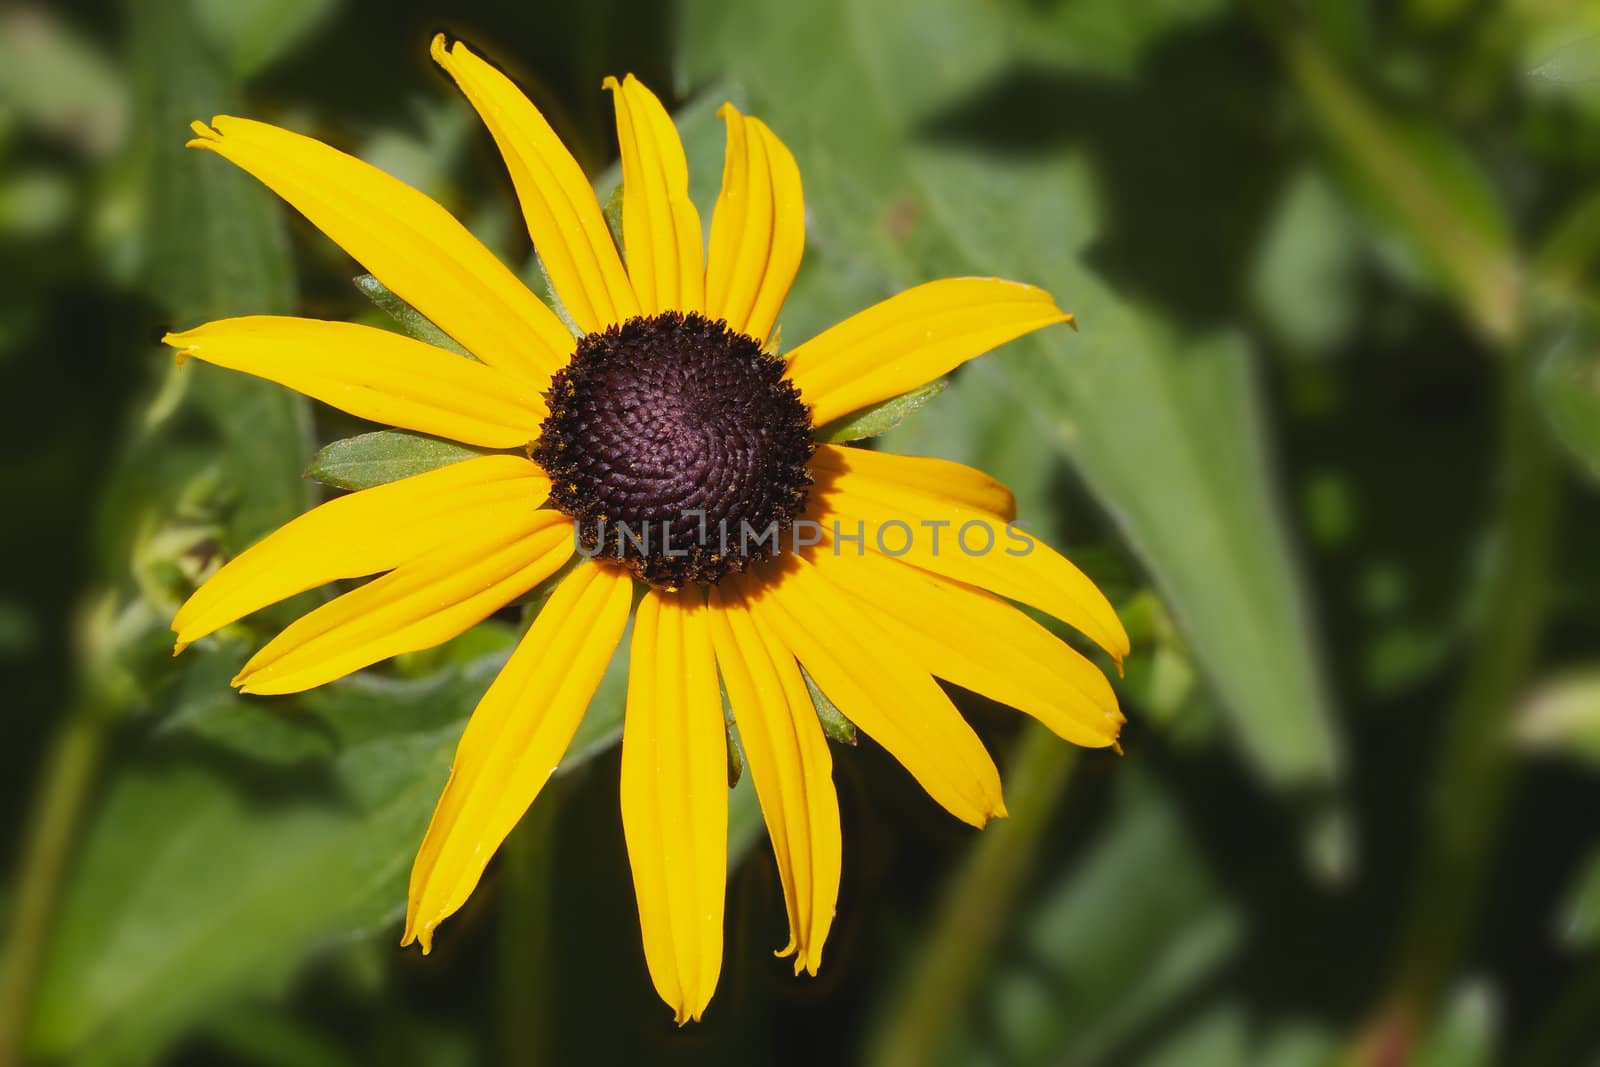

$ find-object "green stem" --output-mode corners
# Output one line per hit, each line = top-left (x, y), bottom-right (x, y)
(1248, 0), (1521, 345)
(1400, 364), (1561, 1002)
(0, 709), (108, 1067)
(1243, 6), (1562, 1057)
(495, 782), (564, 1066)
(1350, 363), (1561, 1064)
(864, 721), (1078, 1067)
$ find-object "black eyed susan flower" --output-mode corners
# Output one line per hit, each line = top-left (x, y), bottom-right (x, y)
(164, 36), (1128, 1024)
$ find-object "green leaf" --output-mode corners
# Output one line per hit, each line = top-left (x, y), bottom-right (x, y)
(30, 627), (634, 1066)
(931, 770), (1242, 1066)
(1249, 167), (1361, 356)
(28, 653), (489, 1066)
(1277, 23), (1518, 340)
(680, 0), (1341, 794)
(1414, 983), (1498, 1067)
(1534, 189), (1600, 301)
(131, 0), (312, 553)
(0, 6), (128, 157)
(1131, 1005), (1333, 1067)
(353, 274), (471, 357)
(816, 379), (948, 443)
(1528, 32), (1600, 110)
(1535, 318), (1600, 482)
(305, 430), (496, 492)
(1514, 665), (1600, 767)
(192, 0), (339, 79)
(1557, 849), (1600, 949)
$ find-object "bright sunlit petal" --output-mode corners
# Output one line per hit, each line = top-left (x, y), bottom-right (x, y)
(404, 561), (633, 952)
(431, 36), (639, 332)
(603, 74), (705, 315)
(621, 588), (728, 1024)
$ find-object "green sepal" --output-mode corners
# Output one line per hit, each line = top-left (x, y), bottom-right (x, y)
(725, 720), (746, 788)
(815, 379), (947, 443)
(803, 665), (857, 745)
(353, 273), (472, 358)
(533, 252), (583, 337)
(601, 183), (625, 253)
(304, 430), (496, 491)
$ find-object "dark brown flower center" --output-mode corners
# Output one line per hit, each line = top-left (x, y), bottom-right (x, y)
(533, 312), (814, 588)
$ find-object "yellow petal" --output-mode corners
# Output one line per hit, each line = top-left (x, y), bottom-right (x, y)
(431, 36), (638, 333)
(602, 75), (705, 315)
(783, 278), (1073, 426)
(164, 316), (546, 446)
(741, 558), (1005, 828)
(174, 455), (548, 652)
(187, 116), (571, 383)
(810, 443), (1016, 521)
(621, 587), (727, 1024)
(705, 104), (804, 343)
(813, 466), (1130, 664)
(809, 543), (1122, 748)
(404, 561), (633, 952)
(708, 584), (839, 975)
(234, 509), (574, 695)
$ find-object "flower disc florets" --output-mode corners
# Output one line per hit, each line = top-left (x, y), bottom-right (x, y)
(533, 312), (814, 588)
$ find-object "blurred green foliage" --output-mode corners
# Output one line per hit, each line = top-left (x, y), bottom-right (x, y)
(3, 0), (1600, 1064)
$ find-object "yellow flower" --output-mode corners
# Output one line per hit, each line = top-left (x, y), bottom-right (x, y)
(164, 36), (1128, 1024)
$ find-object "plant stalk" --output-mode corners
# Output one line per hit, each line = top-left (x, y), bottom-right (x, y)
(1349, 361), (1561, 1065)
(864, 721), (1079, 1067)
(0, 709), (108, 1067)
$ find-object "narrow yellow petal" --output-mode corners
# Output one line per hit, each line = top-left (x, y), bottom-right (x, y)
(621, 588), (727, 1024)
(431, 36), (638, 332)
(404, 561), (633, 953)
(810, 443), (1016, 521)
(164, 317), (546, 446)
(705, 104), (804, 342)
(708, 584), (839, 975)
(783, 278), (1073, 426)
(174, 455), (548, 651)
(813, 466), (1130, 664)
(809, 543), (1122, 748)
(187, 116), (571, 383)
(603, 75), (705, 315)
(741, 558), (1005, 828)
(234, 509), (574, 695)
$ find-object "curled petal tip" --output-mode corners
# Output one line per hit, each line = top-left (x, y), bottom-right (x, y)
(428, 32), (449, 61)
(402, 921), (434, 955)
(600, 74), (622, 92)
